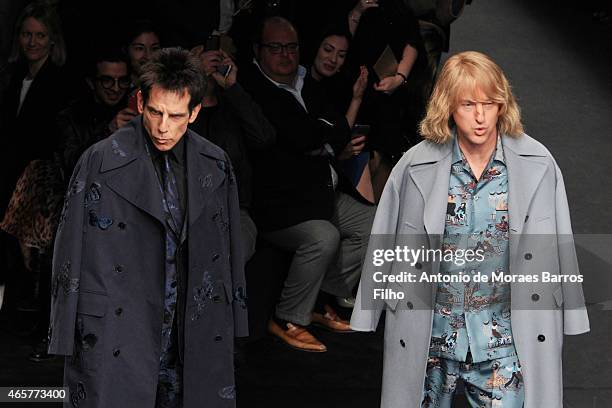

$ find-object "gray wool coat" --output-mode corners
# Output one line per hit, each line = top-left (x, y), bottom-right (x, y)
(351, 133), (589, 408)
(48, 118), (248, 408)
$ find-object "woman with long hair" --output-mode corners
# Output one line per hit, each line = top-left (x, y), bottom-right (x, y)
(0, 0), (71, 362)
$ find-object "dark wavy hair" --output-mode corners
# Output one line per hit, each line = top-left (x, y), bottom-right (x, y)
(139, 47), (205, 112)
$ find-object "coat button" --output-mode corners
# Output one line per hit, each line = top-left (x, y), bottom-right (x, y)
(118, 222), (126, 230)
(115, 308), (123, 316)
(406, 301), (414, 310)
(214, 335), (223, 342)
(531, 293), (540, 302)
(212, 254), (220, 262)
(414, 262), (423, 270)
(114, 265), (123, 273)
(400, 339), (405, 348)
(171, 281), (177, 288)
(537, 334), (545, 342)
(524, 215), (529, 222)
(113, 349), (121, 357)
(524, 253), (533, 260)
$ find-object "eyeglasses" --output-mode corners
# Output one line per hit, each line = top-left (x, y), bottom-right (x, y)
(259, 42), (299, 54)
(95, 76), (131, 90)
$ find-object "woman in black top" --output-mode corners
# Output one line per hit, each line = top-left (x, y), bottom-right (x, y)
(1, 1), (69, 216)
(309, 27), (374, 203)
(0, 1), (71, 361)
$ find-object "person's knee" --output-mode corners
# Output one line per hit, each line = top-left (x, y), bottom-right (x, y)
(318, 226), (340, 258)
(303, 222), (340, 259)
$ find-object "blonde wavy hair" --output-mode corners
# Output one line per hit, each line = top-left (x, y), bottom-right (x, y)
(420, 51), (523, 144)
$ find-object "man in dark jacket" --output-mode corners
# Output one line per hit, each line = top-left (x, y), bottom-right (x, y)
(58, 50), (137, 176)
(190, 47), (275, 262)
(49, 48), (247, 408)
(241, 17), (375, 352)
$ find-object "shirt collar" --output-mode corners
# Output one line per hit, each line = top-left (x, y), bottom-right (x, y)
(253, 58), (307, 93)
(451, 132), (506, 166)
(143, 118), (187, 165)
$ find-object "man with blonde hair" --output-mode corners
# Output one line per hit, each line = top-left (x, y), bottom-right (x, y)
(351, 51), (589, 407)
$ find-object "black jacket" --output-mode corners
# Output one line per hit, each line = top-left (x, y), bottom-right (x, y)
(1, 59), (70, 216)
(240, 64), (352, 231)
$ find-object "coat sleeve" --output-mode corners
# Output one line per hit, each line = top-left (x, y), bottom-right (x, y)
(351, 170), (401, 331)
(553, 160), (590, 335)
(48, 149), (91, 355)
(225, 154), (249, 337)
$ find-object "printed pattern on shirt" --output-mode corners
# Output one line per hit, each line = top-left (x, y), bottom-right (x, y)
(429, 137), (516, 363)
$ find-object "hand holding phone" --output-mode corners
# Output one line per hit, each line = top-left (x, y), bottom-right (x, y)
(351, 124), (371, 139)
(209, 51), (237, 89)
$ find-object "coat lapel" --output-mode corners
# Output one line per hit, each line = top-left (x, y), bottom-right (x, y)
(407, 142), (452, 304)
(503, 135), (549, 260)
(186, 130), (228, 231)
(408, 142), (453, 236)
(100, 122), (230, 234)
(103, 119), (166, 226)
(503, 136), (549, 235)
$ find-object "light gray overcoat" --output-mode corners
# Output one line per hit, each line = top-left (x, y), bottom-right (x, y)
(351, 133), (589, 408)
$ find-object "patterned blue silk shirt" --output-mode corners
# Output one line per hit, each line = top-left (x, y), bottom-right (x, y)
(429, 136), (517, 363)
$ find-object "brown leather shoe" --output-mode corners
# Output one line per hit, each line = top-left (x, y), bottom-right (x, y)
(311, 304), (355, 333)
(267, 319), (327, 352)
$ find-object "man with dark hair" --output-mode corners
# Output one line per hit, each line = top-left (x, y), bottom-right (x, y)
(57, 49), (135, 176)
(49, 47), (247, 408)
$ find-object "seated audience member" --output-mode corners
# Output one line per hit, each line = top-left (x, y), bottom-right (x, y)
(241, 17), (375, 352)
(0, 0), (72, 362)
(1, 1), (70, 216)
(346, 0), (432, 199)
(309, 27), (374, 203)
(58, 49), (133, 175)
(189, 46), (276, 262)
(123, 19), (161, 85)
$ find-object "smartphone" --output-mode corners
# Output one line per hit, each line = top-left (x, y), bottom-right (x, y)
(351, 124), (371, 139)
(204, 35), (231, 76)
(127, 91), (139, 112)
(204, 35), (220, 52)
(220, 64), (232, 78)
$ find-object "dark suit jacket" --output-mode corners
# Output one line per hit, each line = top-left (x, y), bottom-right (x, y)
(48, 117), (248, 407)
(240, 65), (352, 231)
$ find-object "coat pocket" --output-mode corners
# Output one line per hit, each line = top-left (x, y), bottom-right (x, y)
(73, 292), (107, 372)
(77, 292), (107, 317)
(553, 286), (564, 308)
